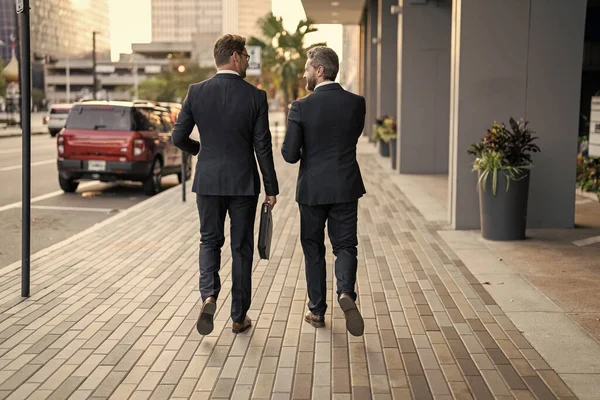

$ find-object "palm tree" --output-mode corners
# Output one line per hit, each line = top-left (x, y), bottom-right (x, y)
(248, 13), (326, 120)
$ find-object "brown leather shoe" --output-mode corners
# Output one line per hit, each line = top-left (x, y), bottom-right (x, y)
(339, 293), (364, 336)
(232, 316), (252, 333)
(196, 297), (216, 335)
(304, 311), (325, 328)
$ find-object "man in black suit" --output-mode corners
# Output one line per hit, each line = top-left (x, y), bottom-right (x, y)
(172, 34), (279, 335)
(282, 46), (366, 336)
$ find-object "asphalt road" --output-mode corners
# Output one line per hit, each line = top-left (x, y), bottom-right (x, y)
(0, 110), (286, 270)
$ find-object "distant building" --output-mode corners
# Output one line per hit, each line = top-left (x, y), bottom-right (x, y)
(148, 0), (271, 68)
(44, 55), (169, 104)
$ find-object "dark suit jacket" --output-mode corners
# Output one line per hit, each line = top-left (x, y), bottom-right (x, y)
(282, 83), (366, 206)
(172, 73), (279, 196)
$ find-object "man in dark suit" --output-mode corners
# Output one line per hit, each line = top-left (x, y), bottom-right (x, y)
(172, 34), (279, 335)
(282, 46), (366, 336)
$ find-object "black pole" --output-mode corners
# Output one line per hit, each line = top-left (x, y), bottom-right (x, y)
(18, 0), (30, 298)
(181, 154), (186, 202)
(92, 31), (97, 100)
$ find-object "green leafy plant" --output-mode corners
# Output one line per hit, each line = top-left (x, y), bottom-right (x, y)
(576, 155), (600, 200)
(468, 118), (540, 196)
(372, 115), (396, 143)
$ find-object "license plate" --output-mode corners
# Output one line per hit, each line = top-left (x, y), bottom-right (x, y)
(88, 160), (106, 171)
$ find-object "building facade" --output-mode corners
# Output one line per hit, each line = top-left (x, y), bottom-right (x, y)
(340, 25), (361, 94)
(237, 0), (272, 40)
(0, 0), (110, 64)
(150, 0), (271, 67)
(301, 0), (600, 232)
(0, 0), (17, 64)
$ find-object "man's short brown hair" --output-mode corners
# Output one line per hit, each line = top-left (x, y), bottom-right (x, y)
(214, 34), (246, 66)
(307, 46), (339, 81)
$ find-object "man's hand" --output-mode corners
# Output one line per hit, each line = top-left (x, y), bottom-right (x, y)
(265, 195), (277, 209)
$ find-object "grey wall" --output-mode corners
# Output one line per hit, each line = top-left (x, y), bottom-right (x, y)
(377, 0), (398, 117)
(525, 0), (587, 228)
(397, 2), (451, 174)
(365, 0), (378, 140)
(449, 0), (587, 230)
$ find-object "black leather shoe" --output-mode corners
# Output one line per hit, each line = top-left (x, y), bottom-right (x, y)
(339, 293), (364, 336)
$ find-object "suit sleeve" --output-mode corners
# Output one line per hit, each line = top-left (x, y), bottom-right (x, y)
(281, 100), (303, 164)
(253, 91), (279, 196)
(172, 85), (200, 155)
(357, 96), (366, 139)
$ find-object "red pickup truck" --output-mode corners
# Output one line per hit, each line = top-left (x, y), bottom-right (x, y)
(57, 100), (191, 196)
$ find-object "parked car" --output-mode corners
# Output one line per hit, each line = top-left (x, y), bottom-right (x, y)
(47, 103), (73, 136)
(156, 102), (182, 123)
(57, 100), (192, 196)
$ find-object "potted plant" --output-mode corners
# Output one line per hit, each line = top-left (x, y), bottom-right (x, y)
(373, 115), (397, 161)
(576, 154), (600, 201)
(468, 118), (540, 240)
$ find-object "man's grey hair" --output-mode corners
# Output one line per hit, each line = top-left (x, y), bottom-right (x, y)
(307, 46), (339, 81)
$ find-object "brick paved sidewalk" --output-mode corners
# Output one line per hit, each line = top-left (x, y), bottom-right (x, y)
(0, 140), (580, 399)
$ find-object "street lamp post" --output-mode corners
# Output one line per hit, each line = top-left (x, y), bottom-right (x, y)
(17, 0), (31, 298)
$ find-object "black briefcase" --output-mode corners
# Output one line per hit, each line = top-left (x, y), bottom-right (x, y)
(258, 202), (273, 260)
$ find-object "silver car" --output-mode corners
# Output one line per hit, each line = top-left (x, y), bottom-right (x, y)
(47, 104), (72, 137)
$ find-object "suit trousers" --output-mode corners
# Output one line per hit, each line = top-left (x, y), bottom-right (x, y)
(299, 200), (359, 316)
(196, 194), (258, 323)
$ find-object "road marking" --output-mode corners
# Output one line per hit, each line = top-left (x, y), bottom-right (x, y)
(573, 235), (600, 247)
(28, 205), (120, 213)
(0, 182), (101, 213)
(0, 145), (56, 155)
(0, 159), (55, 172)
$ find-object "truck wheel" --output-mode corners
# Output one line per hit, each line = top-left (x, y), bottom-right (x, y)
(59, 176), (79, 193)
(143, 158), (163, 196)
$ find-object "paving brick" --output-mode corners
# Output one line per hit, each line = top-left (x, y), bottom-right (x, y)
(47, 376), (86, 400)
(273, 367), (294, 393)
(464, 375), (494, 400)
(252, 373), (275, 398)
(408, 375), (433, 399)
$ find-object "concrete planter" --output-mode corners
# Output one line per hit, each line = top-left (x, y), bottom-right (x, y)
(478, 171), (530, 241)
(379, 140), (390, 157)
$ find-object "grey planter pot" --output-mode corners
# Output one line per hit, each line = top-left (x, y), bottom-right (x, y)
(379, 140), (390, 157)
(389, 138), (397, 169)
(478, 170), (530, 241)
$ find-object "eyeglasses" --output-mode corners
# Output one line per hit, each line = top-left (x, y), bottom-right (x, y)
(236, 51), (250, 61)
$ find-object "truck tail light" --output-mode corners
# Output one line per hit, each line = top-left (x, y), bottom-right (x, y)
(133, 138), (145, 156)
(57, 135), (64, 155)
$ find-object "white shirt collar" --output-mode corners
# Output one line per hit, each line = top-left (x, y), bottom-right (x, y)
(216, 69), (240, 76)
(314, 80), (336, 90)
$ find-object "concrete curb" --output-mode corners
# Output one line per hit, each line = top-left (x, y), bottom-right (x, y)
(0, 130), (48, 139)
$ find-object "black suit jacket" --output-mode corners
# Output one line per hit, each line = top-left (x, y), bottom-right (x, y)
(282, 83), (366, 205)
(172, 73), (279, 196)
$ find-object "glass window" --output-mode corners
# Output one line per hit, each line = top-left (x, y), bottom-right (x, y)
(65, 105), (133, 131)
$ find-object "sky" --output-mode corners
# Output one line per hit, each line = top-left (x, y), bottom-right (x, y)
(108, 0), (343, 61)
